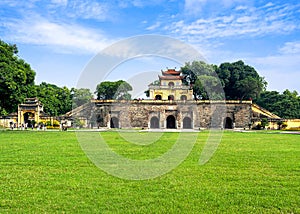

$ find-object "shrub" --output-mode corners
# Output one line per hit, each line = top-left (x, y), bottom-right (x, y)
(53, 120), (60, 127)
(261, 118), (269, 129)
(281, 122), (288, 129)
(45, 121), (52, 126)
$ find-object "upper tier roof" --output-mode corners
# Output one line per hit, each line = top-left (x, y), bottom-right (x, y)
(161, 69), (181, 76)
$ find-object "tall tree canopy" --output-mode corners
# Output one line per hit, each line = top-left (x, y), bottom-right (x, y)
(96, 80), (132, 100)
(216, 60), (267, 100)
(36, 82), (72, 116)
(71, 88), (93, 108)
(180, 61), (225, 100)
(0, 40), (36, 114)
(255, 90), (300, 118)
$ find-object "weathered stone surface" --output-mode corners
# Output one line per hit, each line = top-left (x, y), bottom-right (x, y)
(71, 100), (253, 129)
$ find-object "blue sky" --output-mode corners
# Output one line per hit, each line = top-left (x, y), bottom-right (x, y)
(0, 0), (300, 94)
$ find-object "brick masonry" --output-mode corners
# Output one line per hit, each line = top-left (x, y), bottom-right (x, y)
(72, 100), (252, 129)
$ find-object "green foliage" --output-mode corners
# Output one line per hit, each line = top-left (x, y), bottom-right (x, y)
(0, 131), (299, 212)
(260, 118), (269, 129)
(144, 80), (160, 97)
(216, 60), (267, 100)
(36, 82), (72, 116)
(181, 61), (224, 100)
(255, 90), (300, 118)
(71, 88), (93, 108)
(0, 40), (36, 113)
(45, 121), (52, 126)
(181, 60), (265, 100)
(96, 80), (132, 100)
(73, 118), (84, 128)
(277, 120), (283, 130)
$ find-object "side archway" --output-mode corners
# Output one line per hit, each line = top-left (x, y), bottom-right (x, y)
(155, 95), (162, 100)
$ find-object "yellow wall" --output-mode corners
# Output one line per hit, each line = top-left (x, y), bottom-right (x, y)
(251, 104), (280, 119)
(285, 119), (300, 129)
(150, 88), (193, 100)
(254, 119), (300, 130)
(160, 79), (182, 86)
(0, 118), (17, 128)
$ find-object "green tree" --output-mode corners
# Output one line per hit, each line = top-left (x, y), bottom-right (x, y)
(0, 40), (36, 114)
(260, 118), (269, 129)
(181, 61), (224, 100)
(36, 82), (72, 116)
(96, 80), (132, 100)
(216, 60), (266, 100)
(144, 80), (160, 97)
(255, 90), (300, 119)
(71, 88), (93, 108)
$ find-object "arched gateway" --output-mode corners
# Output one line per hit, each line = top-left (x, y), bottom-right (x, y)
(110, 117), (119, 128)
(18, 98), (43, 125)
(224, 117), (233, 129)
(166, 115), (176, 129)
(150, 117), (159, 128)
(183, 117), (192, 129)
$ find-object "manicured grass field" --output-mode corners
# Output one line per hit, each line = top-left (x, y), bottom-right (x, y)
(0, 130), (299, 213)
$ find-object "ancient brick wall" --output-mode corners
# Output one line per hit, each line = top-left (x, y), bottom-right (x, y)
(71, 100), (252, 129)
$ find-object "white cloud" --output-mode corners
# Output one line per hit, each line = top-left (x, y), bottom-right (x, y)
(235, 5), (247, 10)
(67, 0), (109, 21)
(3, 15), (113, 54)
(117, 0), (164, 8)
(279, 41), (300, 54)
(246, 54), (300, 92)
(167, 3), (300, 41)
(184, 0), (248, 15)
(184, 0), (207, 15)
(51, 0), (68, 6)
(263, 2), (274, 8)
(146, 22), (161, 30)
(236, 15), (257, 23)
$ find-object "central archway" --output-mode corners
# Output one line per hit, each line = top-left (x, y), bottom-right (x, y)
(183, 117), (192, 129)
(150, 117), (159, 128)
(168, 95), (174, 100)
(23, 112), (34, 124)
(166, 115), (176, 129)
(180, 95), (187, 101)
(110, 117), (119, 128)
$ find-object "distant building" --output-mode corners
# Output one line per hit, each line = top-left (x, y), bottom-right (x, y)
(18, 98), (44, 125)
(67, 68), (289, 130)
(1, 68), (299, 130)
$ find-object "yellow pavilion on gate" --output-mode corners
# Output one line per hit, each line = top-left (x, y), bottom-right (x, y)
(148, 68), (193, 101)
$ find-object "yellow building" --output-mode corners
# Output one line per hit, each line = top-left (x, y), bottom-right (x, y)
(149, 68), (193, 100)
(18, 98), (44, 125)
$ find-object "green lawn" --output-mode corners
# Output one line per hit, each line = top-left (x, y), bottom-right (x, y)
(0, 130), (299, 213)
